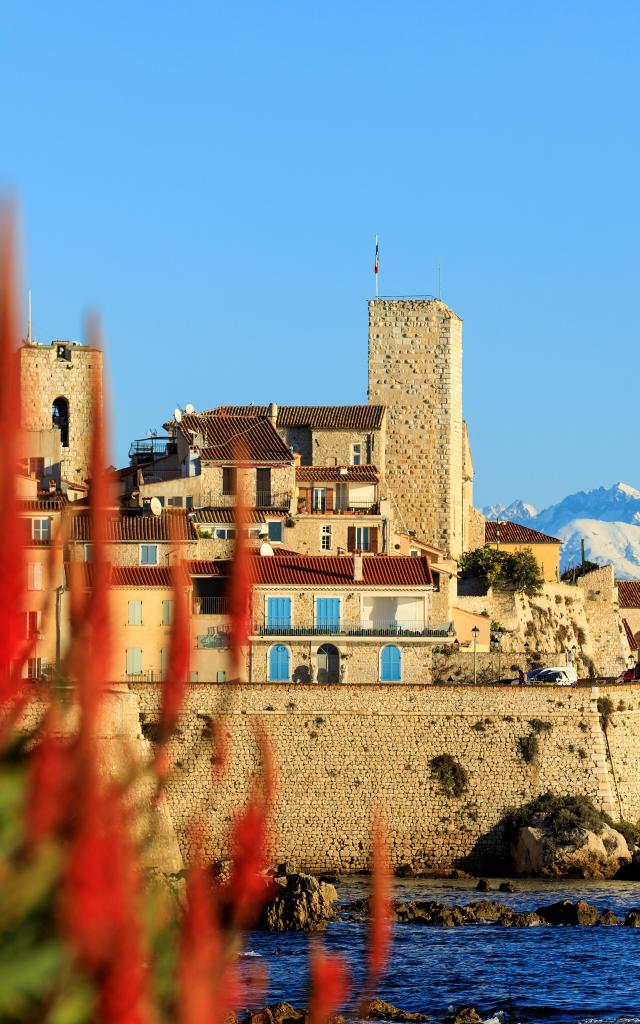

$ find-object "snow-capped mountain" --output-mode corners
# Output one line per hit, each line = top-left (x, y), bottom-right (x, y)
(483, 499), (539, 523)
(482, 483), (640, 579)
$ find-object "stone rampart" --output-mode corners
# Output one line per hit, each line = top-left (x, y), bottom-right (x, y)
(130, 681), (640, 874)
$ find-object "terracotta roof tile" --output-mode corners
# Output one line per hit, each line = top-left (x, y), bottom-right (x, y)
(617, 580), (640, 608)
(65, 564), (176, 588)
(20, 497), (68, 512)
(296, 465), (379, 482)
(485, 521), (562, 545)
(179, 413), (293, 463)
(192, 508), (287, 524)
(622, 617), (639, 650)
(214, 405), (386, 431)
(246, 553), (432, 587)
(69, 508), (195, 542)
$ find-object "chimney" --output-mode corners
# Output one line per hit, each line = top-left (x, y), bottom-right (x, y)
(268, 402), (278, 428)
(353, 552), (363, 582)
(292, 451), (302, 467)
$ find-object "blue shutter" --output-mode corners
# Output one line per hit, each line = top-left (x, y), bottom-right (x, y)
(380, 645), (401, 681)
(267, 597), (291, 628)
(269, 645), (290, 681)
(316, 598), (340, 631)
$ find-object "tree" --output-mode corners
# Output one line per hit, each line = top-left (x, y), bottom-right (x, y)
(459, 546), (543, 595)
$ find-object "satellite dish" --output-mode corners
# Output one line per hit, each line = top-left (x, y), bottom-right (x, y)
(174, 408), (183, 423)
(259, 542), (275, 557)
(150, 497), (162, 517)
(185, 402), (195, 415)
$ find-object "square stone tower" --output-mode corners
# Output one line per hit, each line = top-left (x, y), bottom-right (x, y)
(19, 341), (103, 490)
(368, 299), (464, 558)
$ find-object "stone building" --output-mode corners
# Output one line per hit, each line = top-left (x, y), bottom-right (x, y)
(18, 340), (103, 493)
(368, 299), (475, 559)
(484, 520), (562, 583)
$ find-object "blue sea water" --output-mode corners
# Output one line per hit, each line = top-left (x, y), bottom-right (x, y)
(243, 877), (640, 1024)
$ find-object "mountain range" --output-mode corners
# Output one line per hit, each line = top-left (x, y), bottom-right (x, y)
(483, 483), (640, 579)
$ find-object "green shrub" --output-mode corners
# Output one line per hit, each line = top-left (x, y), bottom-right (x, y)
(529, 718), (553, 734)
(518, 733), (539, 763)
(504, 792), (640, 849)
(458, 546), (543, 595)
(430, 754), (469, 798)
(598, 696), (614, 730)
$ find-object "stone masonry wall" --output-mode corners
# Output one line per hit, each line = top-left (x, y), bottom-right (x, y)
(130, 681), (640, 873)
(368, 300), (463, 558)
(19, 343), (103, 488)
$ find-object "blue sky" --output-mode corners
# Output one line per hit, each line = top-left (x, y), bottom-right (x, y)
(2, 1), (638, 509)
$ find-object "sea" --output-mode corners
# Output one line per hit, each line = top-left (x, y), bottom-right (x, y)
(243, 877), (640, 1024)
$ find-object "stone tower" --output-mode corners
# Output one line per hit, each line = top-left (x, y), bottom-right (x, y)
(368, 299), (466, 558)
(19, 340), (103, 491)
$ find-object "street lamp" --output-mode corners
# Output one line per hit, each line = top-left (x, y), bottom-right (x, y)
(524, 642), (530, 680)
(491, 634), (502, 683)
(472, 626), (480, 684)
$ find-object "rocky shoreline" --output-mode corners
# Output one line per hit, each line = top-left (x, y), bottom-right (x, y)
(238, 999), (481, 1024)
(342, 895), (638, 927)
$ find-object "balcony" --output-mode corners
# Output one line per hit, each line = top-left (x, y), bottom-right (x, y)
(193, 596), (229, 615)
(297, 500), (380, 516)
(252, 620), (450, 638)
(200, 490), (291, 510)
(129, 438), (177, 463)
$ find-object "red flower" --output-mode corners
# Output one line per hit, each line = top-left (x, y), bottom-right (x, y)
(309, 946), (350, 1024)
(25, 706), (70, 845)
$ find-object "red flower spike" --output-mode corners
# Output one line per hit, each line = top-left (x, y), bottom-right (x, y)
(211, 715), (230, 781)
(309, 946), (350, 1024)
(155, 537), (190, 765)
(0, 207), (26, 707)
(366, 812), (392, 989)
(25, 705), (70, 845)
(225, 793), (271, 929)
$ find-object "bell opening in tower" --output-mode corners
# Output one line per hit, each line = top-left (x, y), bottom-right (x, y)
(52, 396), (69, 448)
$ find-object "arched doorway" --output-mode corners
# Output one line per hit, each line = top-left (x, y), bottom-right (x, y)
(52, 396), (69, 447)
(317, 643), (340, 684)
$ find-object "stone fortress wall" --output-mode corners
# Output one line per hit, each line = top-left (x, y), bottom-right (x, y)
(19, 342), (103, 488)
(131, 681), (640, 874)
(368, 300), (464, 559)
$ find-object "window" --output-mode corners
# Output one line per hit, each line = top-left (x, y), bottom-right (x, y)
(317, 643), (340, 684)
(216, 671), (227, 683)
(267, 597), (291, 629)
(126, 648), (143, 676)
(140, 544), (158, 565)
(268, 644), (290, 681)
(160, 648), (169, 678)
(410, 548), (420, 557)
(162, 599), (175, 626)
(256, 468), (271, 505)
(347, 525), (379, 553)
(128, 600), (143, 625)
(312, 487), (326, 512)
(356, 527), (369, 551)
(214, 527), (236, 540)
(222, 466), (237, 496)
(29, 457), (45, 479)
(32, 518), (51, 542)
(380, 645), (401, 682)
(84, 544), (93, 563)
(189, 671), (199, 683)
(351, 443), (362, 466)
(315, 598), (340, 631)
(167, 496), (183, 507)
(27, 658), (44, 680)
(268, 521), (283, 543)
(321, 524), (332, 551)
(186, 496), (193, 510)
(27, 563), (43, 591)
(26, 611), (39, 638)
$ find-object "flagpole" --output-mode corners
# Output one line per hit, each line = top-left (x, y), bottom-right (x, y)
(375, 235), (379, 299)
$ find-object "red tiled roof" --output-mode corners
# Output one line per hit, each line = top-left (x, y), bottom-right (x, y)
(69, 508), (196, 542)
(193, 508), (287, 524)
(247, 553), (432, 587)
(179, 413), (293, 463)
(20, 497), (67, 512)
(485, 521), (562, 545)
(296, 465), (379, 482)
(617, 580), (640, 608)
(189, 560), (232, 576)
(622, 617), (639, 650)
(214, 405), (386, 431)
(65, 563), (176, 588)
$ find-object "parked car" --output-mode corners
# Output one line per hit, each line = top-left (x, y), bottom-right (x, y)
(615, 667), (638, 683)
(527, 666), (578, 686)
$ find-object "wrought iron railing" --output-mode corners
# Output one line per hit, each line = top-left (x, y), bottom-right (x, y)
(200, 490), (291, 510)
(193, 596), (229, 615)
(129, 438), (177, 460)
(298, 501), (380, 515)
(252, 620), (449, 638)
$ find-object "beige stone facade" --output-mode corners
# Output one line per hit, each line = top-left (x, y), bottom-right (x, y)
(19, 341), (103, 490)
(368, 300), (466, 558)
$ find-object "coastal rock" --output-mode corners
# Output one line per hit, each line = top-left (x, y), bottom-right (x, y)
(361, 999), (429, 1022)
(535, 899), (600, 925)
(257, 874), (337, 932)
(465, 900), (509, 923)
(242, 1005), (344, 1024)
(624, 909), (640, 926)
(443, 1008), (483, 1024)
(395, 900), (466, 926)
(498, 881), (516, 892)
(511, 823), (631, 879)
(599, 909), (620, 925)
(475, 878), (491, 892)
